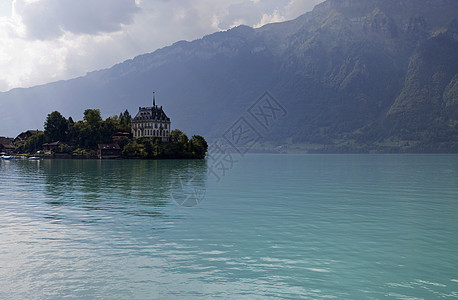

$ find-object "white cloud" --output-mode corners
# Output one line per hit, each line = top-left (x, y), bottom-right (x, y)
(0, 79), (9, 91)
(255, 9), (286, 28)
(284, 0), (324, 20)
(0, 0), (324, 92)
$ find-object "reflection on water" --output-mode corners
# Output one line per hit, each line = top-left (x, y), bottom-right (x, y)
(8, 159), (208, 218)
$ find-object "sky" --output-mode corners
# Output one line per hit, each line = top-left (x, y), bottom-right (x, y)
(0, 0), (324, 92)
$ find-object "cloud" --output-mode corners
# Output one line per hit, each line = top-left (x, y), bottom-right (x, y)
(14, 0), (140, 40)
(284, 0), (324, 20)
(255, 0), (325, 27)
(255, 9), (286, 28)
(0, 0), (324, 92)
(0, 79), (9, 92)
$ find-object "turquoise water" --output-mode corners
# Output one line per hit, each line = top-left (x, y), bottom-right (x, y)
(1, 155), (458, 299)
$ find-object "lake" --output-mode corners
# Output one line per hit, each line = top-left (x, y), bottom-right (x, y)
(1, 154), (458, 299)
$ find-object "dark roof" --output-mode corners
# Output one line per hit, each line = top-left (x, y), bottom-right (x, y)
(133, 105), (170, 122)
(26, 130), (40, 135)
(15, 130), (42, 142)
(0, 137), (14, 148)
(16, 130), (41, 137)
(98, 144), (121, 150)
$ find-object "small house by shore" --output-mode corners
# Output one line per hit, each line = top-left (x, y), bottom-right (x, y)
(43, 141), (64, 152)
(97, 144), (121, 159)
(0, 137), (15, 154)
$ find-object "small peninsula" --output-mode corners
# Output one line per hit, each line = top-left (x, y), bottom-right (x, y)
(9, 98), (207, 159)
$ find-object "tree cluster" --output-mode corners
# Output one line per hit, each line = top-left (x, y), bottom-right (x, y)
(41, 109), (131, 150)
(15, 109), (208, 159)
(122, 130), (207, 159)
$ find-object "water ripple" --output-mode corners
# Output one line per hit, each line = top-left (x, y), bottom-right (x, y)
(1, 155), (458, 298)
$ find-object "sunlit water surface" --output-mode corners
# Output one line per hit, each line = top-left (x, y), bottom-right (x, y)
(1, 154), (458, 299)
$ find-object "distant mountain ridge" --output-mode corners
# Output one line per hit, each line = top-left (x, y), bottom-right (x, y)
(1, 0), (457, 152)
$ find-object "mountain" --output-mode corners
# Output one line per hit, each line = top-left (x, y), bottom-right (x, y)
(1, 0), (458, 152)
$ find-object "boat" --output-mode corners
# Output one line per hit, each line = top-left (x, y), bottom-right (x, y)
(28, 156), (40, 160)
(0, 155), (14, 160)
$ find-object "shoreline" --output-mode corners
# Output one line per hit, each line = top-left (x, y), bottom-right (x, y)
(5, 154), (206, 160)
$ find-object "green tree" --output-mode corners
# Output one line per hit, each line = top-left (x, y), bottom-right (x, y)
(189, 135), (208, 159)
(84, 109), (102, 128)
(17, 132), (45, 154)
(170, 129), (183, 143)
(143, 139), (154, 158)
(78, 109), (103, 148)
(179, 133), (189, 145)
(170, 129), (189, 154)
(122, 141), (145, 158)
(66, 117), (79, 146)
(121, 110), (132, 125)
(44, 111), (68, 142)
(112, 110), (132, 133)
(58, 144), (72, 153)
(116, 136), (130, 149)
(72, 121), (93, 148)
(100, 116), (116, 143)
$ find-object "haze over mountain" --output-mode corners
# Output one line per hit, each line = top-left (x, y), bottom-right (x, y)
(1, 0), (457, 152)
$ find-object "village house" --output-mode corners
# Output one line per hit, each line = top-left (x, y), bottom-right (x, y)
(0, 137), (15, 154)
(42, 141), (65, 152)
(97, 144), (122, 159)
(14, 130), (42, 144)
(131, 93), (171, 142)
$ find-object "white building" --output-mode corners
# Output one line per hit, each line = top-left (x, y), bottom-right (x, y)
(131, 95), (171, 142)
